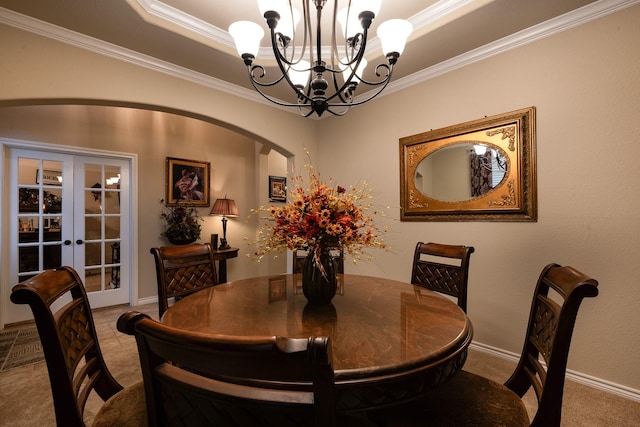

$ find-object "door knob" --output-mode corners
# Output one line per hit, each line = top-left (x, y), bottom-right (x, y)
(76, 239), (84, 245)
(64, 240), (72, 246)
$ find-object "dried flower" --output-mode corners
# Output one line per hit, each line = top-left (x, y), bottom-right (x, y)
(248, 161), (387, 269)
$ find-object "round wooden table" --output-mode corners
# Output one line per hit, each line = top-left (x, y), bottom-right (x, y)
(162, 274), (473, 411)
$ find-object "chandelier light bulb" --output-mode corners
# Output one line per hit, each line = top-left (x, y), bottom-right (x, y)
(289, 60), (311, 87)
(276, 6), (301, 40)
(377, 19), (413, 56)
(474, 145), (488, 155)
(257, 0), (287, 17)
(229, 21), (264, 57)
(342, 57), (367, 82)
(349, 0), (381, 17)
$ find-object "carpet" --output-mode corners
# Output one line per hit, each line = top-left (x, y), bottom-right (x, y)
(0, 328), (44, 371)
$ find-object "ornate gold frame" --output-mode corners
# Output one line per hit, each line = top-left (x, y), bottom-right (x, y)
(166, 157), (211, 207)
(400, 107), (537, 221)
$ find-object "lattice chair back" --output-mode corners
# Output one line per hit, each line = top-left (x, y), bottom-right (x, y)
(369, 263), (598, 427)
(117, 311), (352, 427)
(411, 241), (475, 312)
(10, 266), (145, 427)
(504, 263), (599, 426)
(150, 243), (218, 317)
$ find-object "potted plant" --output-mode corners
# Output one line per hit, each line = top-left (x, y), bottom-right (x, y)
(160, 200), (202, 245)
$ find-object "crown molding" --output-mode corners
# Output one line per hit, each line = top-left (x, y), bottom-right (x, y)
(130, 0), (489, 64)
(1, 0), (638, 116)
(369, 0), (640, 100)
(0, 7), (280, 110)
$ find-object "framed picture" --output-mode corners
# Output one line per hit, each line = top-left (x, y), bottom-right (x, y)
(166, 157), (210, 207)
(269, 175), (286, 202)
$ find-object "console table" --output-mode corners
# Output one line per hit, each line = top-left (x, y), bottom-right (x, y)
(211, 247), (238, 283)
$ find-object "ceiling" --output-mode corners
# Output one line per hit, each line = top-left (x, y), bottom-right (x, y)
(0, 0), (624, 113)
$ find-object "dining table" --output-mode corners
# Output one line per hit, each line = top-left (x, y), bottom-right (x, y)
(161, 273), (473, 411)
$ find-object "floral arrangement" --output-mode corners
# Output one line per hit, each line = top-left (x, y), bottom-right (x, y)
(160, 199), (203, 243)
(249, 162), (387, 269)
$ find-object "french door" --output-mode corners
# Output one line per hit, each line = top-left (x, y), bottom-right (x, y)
(6, 148), (131, 324)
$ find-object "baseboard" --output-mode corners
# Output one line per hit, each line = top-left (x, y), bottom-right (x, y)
(470, 341), (640, 403)
(135, 295), (158, 306)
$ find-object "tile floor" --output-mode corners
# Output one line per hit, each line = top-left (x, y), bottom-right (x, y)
(0, 302), (158, 427)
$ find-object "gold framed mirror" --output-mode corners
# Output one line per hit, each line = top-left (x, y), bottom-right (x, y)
(400, 107), (537, 221)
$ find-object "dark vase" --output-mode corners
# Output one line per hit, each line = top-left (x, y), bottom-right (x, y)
(302, 250), (338, 305)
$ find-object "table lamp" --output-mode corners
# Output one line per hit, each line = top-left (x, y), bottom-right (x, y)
(210, 196), (238, 250)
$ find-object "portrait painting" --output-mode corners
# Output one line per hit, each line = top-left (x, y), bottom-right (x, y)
(166, 157), (210, 206)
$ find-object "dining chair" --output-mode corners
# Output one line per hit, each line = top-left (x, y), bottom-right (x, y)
(150, 242), (218, 318)
(369, 263), (599, 427)
(410, 241), (475, 312)
(117, 311), (375, 427)
(10, 267), (146, 427)
(293, 247), (345, 274)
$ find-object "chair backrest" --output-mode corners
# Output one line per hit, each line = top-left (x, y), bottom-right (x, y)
(410, 241), (475, 312)
(10, 267), (124, 427)
(293, 247), (344, 274)
(150, 243), (218, 318)
(505, 263), (599, 427)
(117, 311), (337, 427)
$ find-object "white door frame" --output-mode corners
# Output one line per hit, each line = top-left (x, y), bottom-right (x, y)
(0, 137), (139, 329)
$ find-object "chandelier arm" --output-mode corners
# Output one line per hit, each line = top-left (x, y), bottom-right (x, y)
(329, 0), (340, 78)
(314, 1), (322, 66)
(327, 33), (368, 104)
(338, 72), (395, 107)
(352, 63), (392, 86)
(247, 64), (288, 88)
(247, 74), (315, 111)
(298, 105), (316, 118)
(267, 30), (310, 101)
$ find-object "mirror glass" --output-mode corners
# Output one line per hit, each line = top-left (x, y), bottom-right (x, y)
(414, 143), (508, 202)
(400, 107), (537, 222)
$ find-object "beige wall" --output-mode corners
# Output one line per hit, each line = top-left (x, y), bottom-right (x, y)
(1, 4), (639, 394)
(0, 23), (320, 303)
(317, 5), (640, 391)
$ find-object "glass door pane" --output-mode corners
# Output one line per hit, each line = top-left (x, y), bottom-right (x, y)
(16, 157), (66, 282)
(81, 163), (122, 293)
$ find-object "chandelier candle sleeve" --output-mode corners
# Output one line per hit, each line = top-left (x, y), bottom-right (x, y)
(229, 0), (412, 117)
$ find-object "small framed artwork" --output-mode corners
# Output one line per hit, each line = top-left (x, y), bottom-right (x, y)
(269, 175), (286, 202)
(166, 157), (210, 207)
(36, 169), (62, 186)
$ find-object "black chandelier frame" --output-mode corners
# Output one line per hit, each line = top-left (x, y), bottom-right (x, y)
(240, 0), (401, 117)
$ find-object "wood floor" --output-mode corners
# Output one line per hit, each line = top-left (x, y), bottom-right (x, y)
(1, 302), (639, 426)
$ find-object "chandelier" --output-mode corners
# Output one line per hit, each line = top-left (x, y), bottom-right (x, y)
(229, 0), (413, 117)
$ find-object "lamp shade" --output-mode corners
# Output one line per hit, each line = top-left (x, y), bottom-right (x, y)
(342, 57), (367, 82)
(289, 60), (310, 87)
(338, 0), (381, 39)
(377, 19), (413, 56)
(210, 197), (239, 217)
(229, 21), (264, 57)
